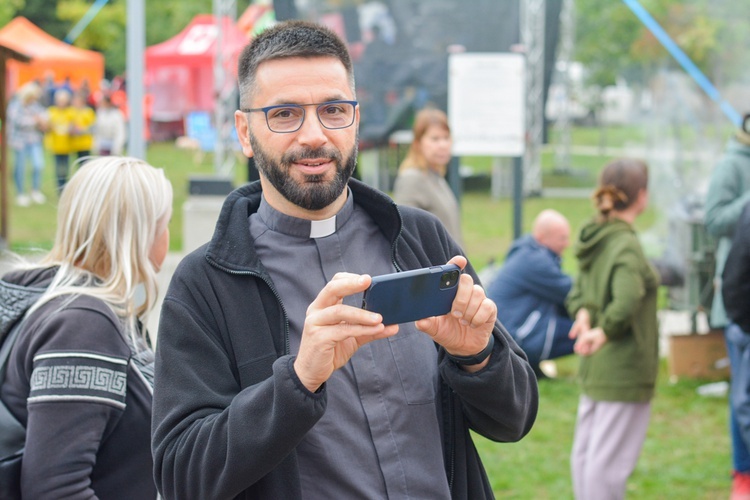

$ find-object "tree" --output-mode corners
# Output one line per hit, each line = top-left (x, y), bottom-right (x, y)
(0, 0), (25, 27)
(6, 0), (256, 78)
(574, 0), (718, 85)
(58, 0), (126, 78)
(17, 0), (69, 40)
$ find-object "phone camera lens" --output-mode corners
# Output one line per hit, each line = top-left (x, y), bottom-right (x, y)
(440, 270), (460, 289)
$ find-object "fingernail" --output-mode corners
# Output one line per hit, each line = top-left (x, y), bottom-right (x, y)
(452, 311), (462, 318)
(460, 319), (469, 326)
(370, 313), (380, 322)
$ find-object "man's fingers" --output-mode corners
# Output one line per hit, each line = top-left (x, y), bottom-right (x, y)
(447, 255), (467, 271)
(304, 303), (389, 340)
(307, 274), (371, 313)
(468, 297), (497, 328)
(314, 302), (383, 327)
(450, 273), (475, 318)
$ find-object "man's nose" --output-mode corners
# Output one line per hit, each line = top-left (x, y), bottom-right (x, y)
(296, 111), (328, 148)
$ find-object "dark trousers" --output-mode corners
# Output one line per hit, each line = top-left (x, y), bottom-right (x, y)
(54, 154), (69, 191)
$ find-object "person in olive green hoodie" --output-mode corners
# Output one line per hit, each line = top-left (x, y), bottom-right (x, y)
(566, 158), (660, 500)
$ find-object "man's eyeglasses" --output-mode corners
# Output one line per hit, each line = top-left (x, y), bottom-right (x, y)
(241, 100), (358, 133)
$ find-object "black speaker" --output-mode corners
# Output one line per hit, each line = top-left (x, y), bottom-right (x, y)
(188, 176), (234, 196)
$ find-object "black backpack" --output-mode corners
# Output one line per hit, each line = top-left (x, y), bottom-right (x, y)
(0, 280), (45, 500)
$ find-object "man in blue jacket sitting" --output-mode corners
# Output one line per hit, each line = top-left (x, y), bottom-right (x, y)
(487, 209), (576, 377)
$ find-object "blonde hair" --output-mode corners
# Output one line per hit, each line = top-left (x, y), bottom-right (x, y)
(17, 82), (42, 104)
(593, 158), (648, 221)
(28, 156), (173, 341)
(399, 107), (451, 176)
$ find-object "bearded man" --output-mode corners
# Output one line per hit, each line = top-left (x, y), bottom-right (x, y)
(151, 20), (538, 500)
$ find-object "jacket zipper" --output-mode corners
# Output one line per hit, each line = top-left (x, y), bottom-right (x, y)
(447, 390), (455, 491)
(207, 260), (291, 355)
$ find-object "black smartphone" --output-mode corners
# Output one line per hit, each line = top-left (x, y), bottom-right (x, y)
(361, 264), (461, 325)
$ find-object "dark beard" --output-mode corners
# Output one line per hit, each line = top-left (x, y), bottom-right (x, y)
(249, 130), (358, 211)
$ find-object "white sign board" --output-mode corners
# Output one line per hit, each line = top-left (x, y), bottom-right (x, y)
(448, 52), (525, 157)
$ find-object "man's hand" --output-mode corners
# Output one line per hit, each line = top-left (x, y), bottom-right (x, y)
(574, 327), (607, 356)
(294, 273), (399, 392)
(415, 256), (496, 372)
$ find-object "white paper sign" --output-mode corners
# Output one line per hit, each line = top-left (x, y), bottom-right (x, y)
(448, 53), (525, 156)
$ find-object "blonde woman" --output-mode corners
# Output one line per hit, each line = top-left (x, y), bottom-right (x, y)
(566, 158), (659, 500)
(392, 107), (463, 245)
(0, 157), (172, 499)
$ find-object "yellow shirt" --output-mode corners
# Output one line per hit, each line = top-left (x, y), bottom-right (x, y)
(45, 105), (75, 155)
(70, 106), (96, 153)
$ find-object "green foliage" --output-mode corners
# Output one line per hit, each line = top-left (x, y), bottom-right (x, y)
(16, 0), (69, 39)
(628, 1), (720, 74)
(145, 0), (212, 46)
(574, 0), (737, 90)
(57, 0), (126, 78)
(4, 0), (256, 79)
(0, 0), (24, 27)
(574, 0), (643, 87)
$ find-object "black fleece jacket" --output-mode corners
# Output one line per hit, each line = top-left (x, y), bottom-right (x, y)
(723, 202), (750, 332)
(151, 179), (538, 500)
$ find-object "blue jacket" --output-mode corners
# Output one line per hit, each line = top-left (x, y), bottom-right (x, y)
(487, 235), (572, 362)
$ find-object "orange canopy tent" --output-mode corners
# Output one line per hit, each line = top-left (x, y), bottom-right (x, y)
(0, 16), (104, 97)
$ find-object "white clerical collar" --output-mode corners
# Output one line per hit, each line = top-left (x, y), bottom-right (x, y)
(309, 215), (337, 238)
(255, 188), (354, 240)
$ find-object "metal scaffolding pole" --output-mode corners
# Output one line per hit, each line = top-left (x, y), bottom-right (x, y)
(126, 0), (145, 159)
(213, 0), (238, 176)
(553, 0), (575, 173)
(520, 0), (545, 195)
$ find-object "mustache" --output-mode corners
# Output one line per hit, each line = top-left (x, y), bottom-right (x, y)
(282, 147), (343, 165)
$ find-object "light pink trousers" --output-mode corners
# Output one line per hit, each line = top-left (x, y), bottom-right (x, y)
(571, 395), (651, 500)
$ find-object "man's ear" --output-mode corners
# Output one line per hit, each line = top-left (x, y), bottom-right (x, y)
(234, 110), (255, 158)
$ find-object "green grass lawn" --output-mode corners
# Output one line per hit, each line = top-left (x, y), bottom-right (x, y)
(6, 143), (244, 253)
(5, 137), (731, 498)
(477, 356), (730, 499)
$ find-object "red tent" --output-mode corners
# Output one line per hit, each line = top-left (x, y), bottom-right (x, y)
(146, 14), (249, 126)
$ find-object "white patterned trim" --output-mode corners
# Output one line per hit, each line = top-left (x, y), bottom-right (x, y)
(31, 365), (127, 395)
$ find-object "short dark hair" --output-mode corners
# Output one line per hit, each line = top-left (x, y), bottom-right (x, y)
(237, 20), (355, 108)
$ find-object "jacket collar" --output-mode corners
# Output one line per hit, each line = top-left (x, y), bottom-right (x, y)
(204, 178), (402, 273)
